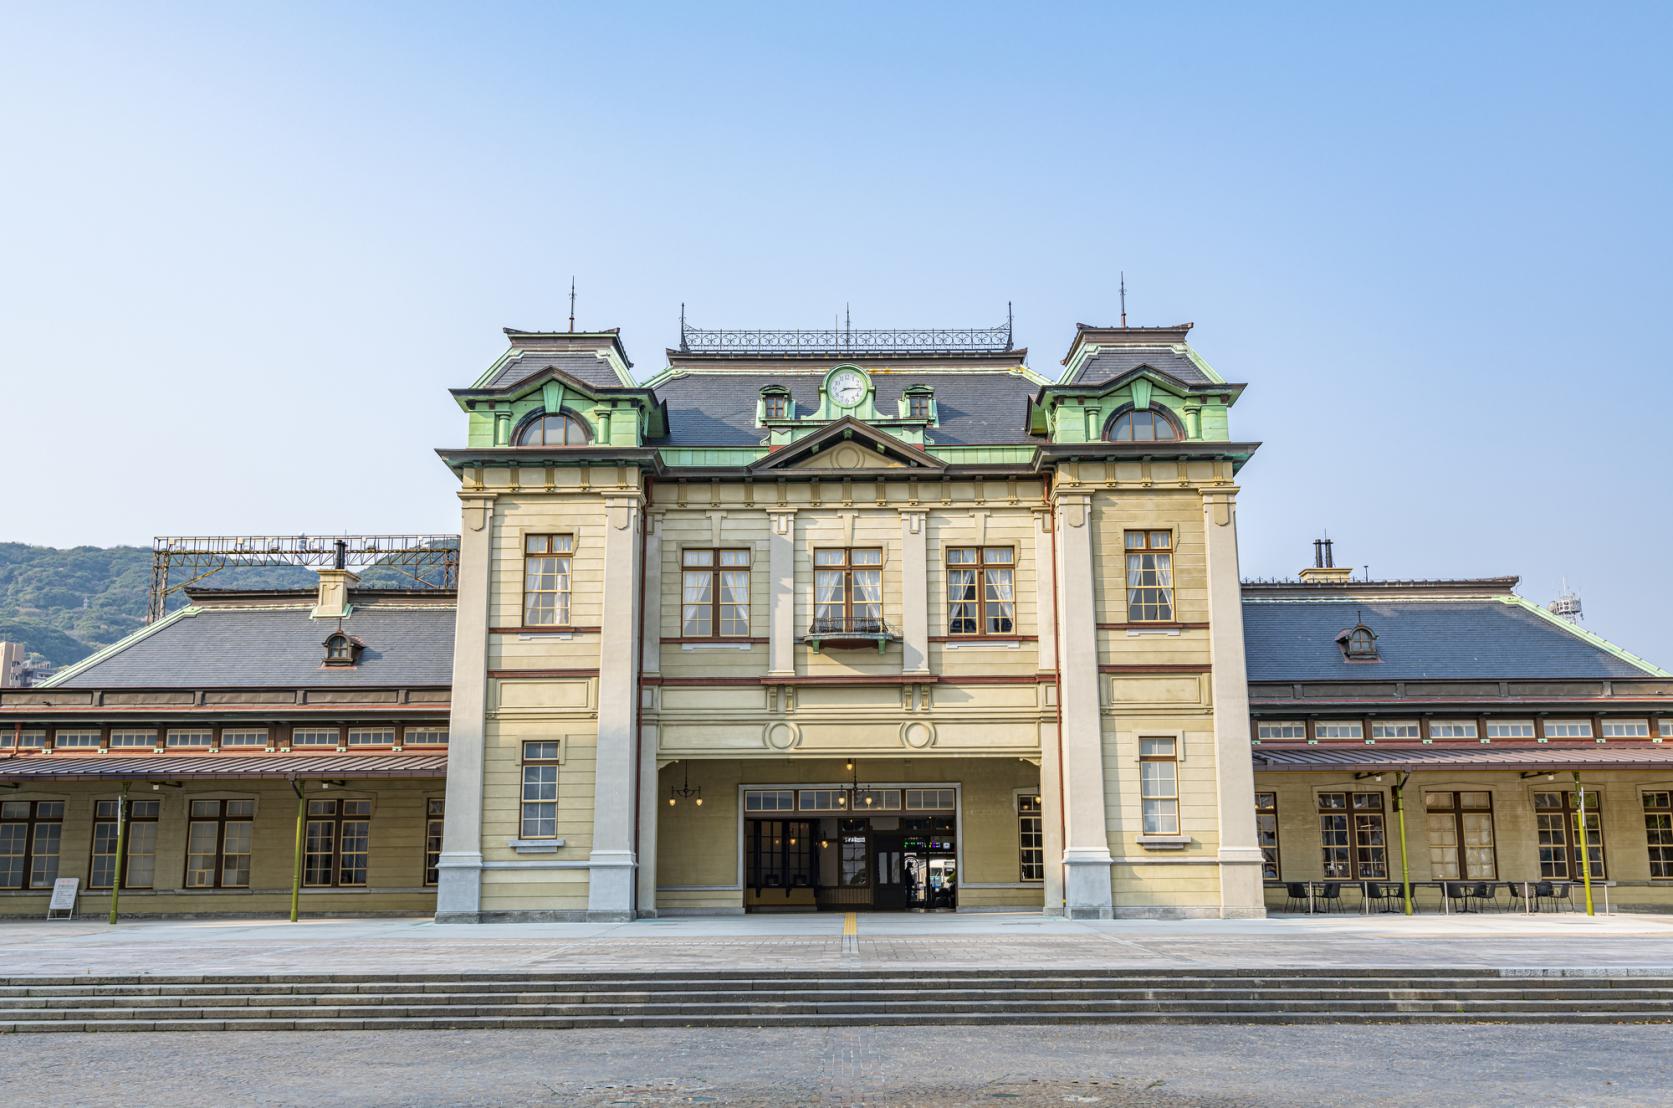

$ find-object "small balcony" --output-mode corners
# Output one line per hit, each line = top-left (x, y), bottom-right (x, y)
(804, 614), (897, 653)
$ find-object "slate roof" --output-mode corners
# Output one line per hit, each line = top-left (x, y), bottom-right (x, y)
(50, 604), (456, 689)
(1241, 597), (1661, 682)
(1065, 346), (1216, 388)
(650, 371), (1041, 447)
(0, 753), (448, 780)
(485, 350), (627, 390)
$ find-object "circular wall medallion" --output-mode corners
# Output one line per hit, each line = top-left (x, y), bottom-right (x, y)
(901, 721), (935, 750)
(763, 722), (799, 751)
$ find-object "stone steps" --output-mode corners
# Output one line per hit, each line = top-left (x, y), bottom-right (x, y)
(1, 969), (1668, 1031)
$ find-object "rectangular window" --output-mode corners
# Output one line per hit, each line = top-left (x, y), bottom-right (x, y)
(291, 728), (339, 749)
(1370, 721), (1420, 741)
(853, 787), (902, 812)
(523, 534), (575, 626)
(89, 799), (161, 889)
(1139, 737), (1180, 834)
(53, 729), (101, 749)
(1645, 792), (1673, 880)
(1661, 720), (1673, 739)
(520, 741), (560, 839)
(1314, 721), (1364, 741)
(1018, 793), (1044, 881)
(1318, 792), (1387, 879)
(185, 799), (255, 888)
(424, 799), (445, 886)
(404, 726), (449, 747)
(904, 788), (956, 811)
(746, 819), (814, 892)
(1487, 720), (1536, 740)
(1256, 791), (1281, 878)
(1534, 790), (1605, 879)
(164, 729), (212, 749)
(797, 788), (850, 812)
(303, 798), (370, 887)
(1544, 720), (1593, 739)
(2, 729), (46, 750)
(763, 393), (790, 419)
(1256, 721), (1306, 741)
(743, 790), (795, 813)
(347, 727), (396, 748)
(681, 548), (752, 638)
(1601, 719), (1650, 739)
(907, 393), (931, 419)
(1424, 791), (1497, 880)
(1429, 720), (1479, 740)
(219, 728), (268, 748)
(0, 800), (65, 890)
(111, 729), (160, 749)
(1123, 530), (1174, 622)
(813, 548), (883, 633)
(946, 547), (1016, 636)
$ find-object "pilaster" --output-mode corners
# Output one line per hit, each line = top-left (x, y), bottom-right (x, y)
(1203, 486), (1265, 918)
(436, 492), (493, 922)
(767, 509), (797, 676)
(588, 492), (644, 920)
(1053, 486), (1114, 918)
(1032, 506), (1065, 913)
(899, 509), (929, 673)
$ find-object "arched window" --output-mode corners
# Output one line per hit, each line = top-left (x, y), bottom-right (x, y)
(1336, 624), (1379, 662)
(515, 411), (590, 447)
(1105, 407), (1183, 443)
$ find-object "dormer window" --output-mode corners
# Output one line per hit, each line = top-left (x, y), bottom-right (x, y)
(323, 632), (364, 667)
(1336, 623), (1379, 662)
(761, 388), (791, 420)
(1106, 406), (1183, 443)
(514, 410), (590, 446)
(904, 387), (934, 420)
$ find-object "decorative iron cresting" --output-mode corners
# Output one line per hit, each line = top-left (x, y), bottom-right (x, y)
(680, 304), (1014, 355)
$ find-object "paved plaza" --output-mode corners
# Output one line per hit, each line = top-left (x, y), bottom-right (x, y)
(4, 910), (1673, 977)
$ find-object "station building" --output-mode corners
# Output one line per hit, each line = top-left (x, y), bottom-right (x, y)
(1, 316), (1669, 920)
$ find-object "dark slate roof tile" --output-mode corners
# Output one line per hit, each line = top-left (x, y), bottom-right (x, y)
(487, 350), (626, 390)
(651, 371), (1040, 447)
(54, 605), (456, 689)
(1067, 347), (1214, 387)
(1242, 598), (1654, 682)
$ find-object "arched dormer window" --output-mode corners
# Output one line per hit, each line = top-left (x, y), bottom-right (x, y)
(323, 631), (363, 667)
(1105, 406), (1183, 443)
(514, 410), (590, 447)
(760, 386), (791, 421)
(1336, 623), (1379, 662)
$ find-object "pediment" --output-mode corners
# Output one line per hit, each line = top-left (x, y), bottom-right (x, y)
(748, 417), (946, 473)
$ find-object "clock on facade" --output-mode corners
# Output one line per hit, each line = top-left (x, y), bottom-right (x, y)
(829, 369), (867, 407)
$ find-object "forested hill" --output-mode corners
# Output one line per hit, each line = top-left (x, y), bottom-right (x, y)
(0, 543), (433, 669)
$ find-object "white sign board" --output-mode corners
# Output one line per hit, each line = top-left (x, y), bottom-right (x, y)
(47, 877), (79, 919)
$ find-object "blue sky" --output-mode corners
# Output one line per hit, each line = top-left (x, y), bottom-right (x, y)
(4, 2), (1670, 662)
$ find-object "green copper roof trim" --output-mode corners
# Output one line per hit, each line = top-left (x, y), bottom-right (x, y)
(659, 447), (769, 466)
(1501, 595), (1671, 677)
(39, 606), (201, 689)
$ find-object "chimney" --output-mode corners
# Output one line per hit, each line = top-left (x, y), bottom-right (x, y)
(1298, 537), (1355, 584)
(312, 558), (360, 620)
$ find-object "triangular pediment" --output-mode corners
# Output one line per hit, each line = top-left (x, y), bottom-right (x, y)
(748, 417), (947, 473)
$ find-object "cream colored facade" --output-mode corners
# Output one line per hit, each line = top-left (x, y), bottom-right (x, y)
(435, 323), (1267, 920)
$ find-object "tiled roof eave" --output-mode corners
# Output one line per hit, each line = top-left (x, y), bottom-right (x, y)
(1251, 744), (1673, 772)
(0, 753), (449, 780)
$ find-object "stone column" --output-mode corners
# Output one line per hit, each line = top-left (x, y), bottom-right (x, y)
(588, 492), (644, 920)
(436, 491), (494, 922)
(636, 514), (661, 915)
(899, 510), (929, 673)
(1032, 506), (1065, 913)
(1053, 486), (1114, 918)
(767, 509), (797, 676)
(1203, 486), (1266, 918)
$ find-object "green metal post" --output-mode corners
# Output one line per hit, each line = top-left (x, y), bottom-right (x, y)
(1393, 772), (1413, 915)
(289, 780), (306, 923)
(1573, 771), (1596, 916)
(107, 782), (130, 926)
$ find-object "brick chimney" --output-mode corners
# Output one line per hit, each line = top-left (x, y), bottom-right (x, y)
(1298, 538), (1355, 584)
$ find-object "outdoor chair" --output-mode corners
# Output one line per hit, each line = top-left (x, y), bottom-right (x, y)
(1533, 880), (1556, 912)
(1549, 883), (1575, 912)
(1363, 882), (1399, 913)
(1318, 881), (1344, 913)
(1472, 882), (1500, 912)
(1283, 882), (1311, 913)
(1507, 882), (1529, 911)
(1444, 882), (1473, 912)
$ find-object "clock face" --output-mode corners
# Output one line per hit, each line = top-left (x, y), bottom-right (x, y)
(830, 370), (866, 407)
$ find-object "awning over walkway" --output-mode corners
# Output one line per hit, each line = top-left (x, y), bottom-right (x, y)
(1253, 744), (1673, 772)
(0, 753), (448, 781)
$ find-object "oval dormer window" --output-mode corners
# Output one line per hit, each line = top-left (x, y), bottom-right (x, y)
(1106, 407), (1183, 443)
(323, 632), (361, 667)
(515, 411), (590, 446)
(1337, 624), (1379, 662)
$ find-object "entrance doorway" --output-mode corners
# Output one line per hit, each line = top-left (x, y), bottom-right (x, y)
(743, 809), (958, 912)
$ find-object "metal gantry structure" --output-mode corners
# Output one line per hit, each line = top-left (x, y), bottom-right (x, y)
(147, 534), (460, 623)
